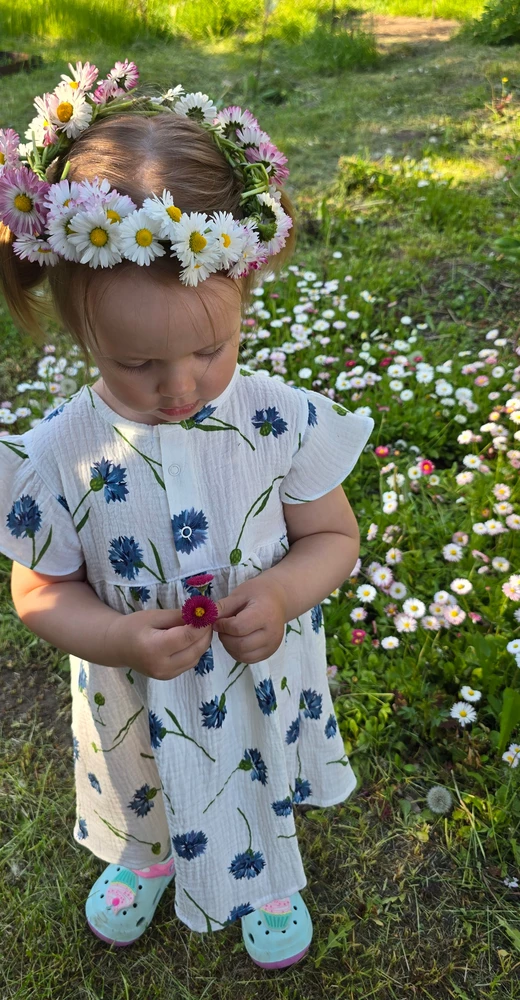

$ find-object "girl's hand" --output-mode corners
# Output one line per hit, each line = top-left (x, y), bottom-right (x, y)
(105, 606), (216, 680)
(212, 579), (288, 664)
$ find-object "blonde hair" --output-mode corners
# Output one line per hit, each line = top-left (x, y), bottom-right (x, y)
(0, 109), (297, 373)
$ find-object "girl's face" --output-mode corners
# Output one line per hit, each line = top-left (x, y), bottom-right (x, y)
(86, 267), (243, 424)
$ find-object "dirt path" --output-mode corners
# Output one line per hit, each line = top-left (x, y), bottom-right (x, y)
(358, 14), (460, 49)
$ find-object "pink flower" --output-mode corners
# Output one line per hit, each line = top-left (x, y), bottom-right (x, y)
(108, 59), (140, 90)
(351, 629), (366, 645)
(0, 165), (50, 236)
(375, 445), (390, 457)
(443, 606), (466, 625)
(475, 375), (489, 387)
(185, 573), (214, 594)
(452, 532), (468, 546)
(472, 549), (489, 562)
(468, 611), (482, 622)
(420, 459), (435, 475)
(327, 663), (338, 678)
(181, 594), (219, 628)
(0, 128), (21, 173)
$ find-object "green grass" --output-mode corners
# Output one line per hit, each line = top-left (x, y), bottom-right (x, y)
(2, 16), (520, 1000)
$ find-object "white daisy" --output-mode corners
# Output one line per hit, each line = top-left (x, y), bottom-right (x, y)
(227, 223), (268, 278)
(403, 597), (426, 619)
(460, 686), (481, 702)
(507, 639), (520, 655)
(43, 178), (84, 217)
(255, 191), (293, 256)
(142, 189), (184, 241)
(492, 557), (510, 572)
(167, 210), (219, 266)
(421, 615), (441, 630)
(149, 84), (185, 105)
(394, 613), (417, 633)
(390, 581), (407, 600)
(450, 578), (472, 595)
(179, 256), (222, 287)
(372, 567), (393, 588)
(502, 751), (520, 767)
(118, 209), (166, 266)
(385, 547), (402, 565)
(356, 583), (377, 603)
(174, 91), (218, 125)
(207, 211), (247, 267)
(12, 233), (60, 266)
(46, 208), (82, 260)
(450, 701), (477, 726)
(350, 607), (367, 622)
(381, 636), (399, 649)
(101, 190), (137, 224)
(67, 206), (124, 267)
(36, 82), (93, 140)
(443, 543), (463, 562)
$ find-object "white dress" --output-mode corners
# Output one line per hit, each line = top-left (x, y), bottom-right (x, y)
(0, 362), (374, 932)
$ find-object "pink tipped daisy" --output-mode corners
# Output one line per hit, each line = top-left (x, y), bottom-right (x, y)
(181, 594), (219, 628)
(12, 233), (60, 266)
(227, 223), (269, 278)
(108, 59), (139, 91)
(0, 166), (50, 236)
(244, 140), (290, 186)
(60, 60), (99, 94)
(185, 574), (215, 589)
(214, 106), (260, 140)
(0, 128), (21, 173)
(443, 605), (466, 625)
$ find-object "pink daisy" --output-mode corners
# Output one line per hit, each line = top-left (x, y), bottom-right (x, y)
(108, 59), (140, 91)
(0, 165), (50, 236)
(244, 141), (290, 186)
(181, 594), (219, 628)
(0, 128), (21, 173)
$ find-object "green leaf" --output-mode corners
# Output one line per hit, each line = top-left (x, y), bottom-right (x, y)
(498, 688), (520, 755)
(497, 917), (520, 953)
(32, 527), (52, 568)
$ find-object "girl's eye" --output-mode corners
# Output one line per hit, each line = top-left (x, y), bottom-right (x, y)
(114, 345), (224, 373)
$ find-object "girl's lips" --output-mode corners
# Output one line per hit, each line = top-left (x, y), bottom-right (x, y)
(158, 401), (200, 416)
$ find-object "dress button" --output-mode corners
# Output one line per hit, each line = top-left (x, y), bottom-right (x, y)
(168, 463), (181, 476)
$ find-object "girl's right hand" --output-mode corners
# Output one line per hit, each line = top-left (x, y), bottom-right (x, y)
(105, 606), (216, 680)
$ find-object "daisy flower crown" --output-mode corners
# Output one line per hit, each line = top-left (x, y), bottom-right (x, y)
(0, 58), (292, 286)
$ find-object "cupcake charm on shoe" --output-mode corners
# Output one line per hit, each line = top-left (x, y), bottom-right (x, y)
(105, 868), (138, 914)
(241, 891), (313, 969)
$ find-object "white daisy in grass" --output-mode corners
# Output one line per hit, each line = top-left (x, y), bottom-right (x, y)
(443, 543), (463, 562)
(443, 605), (466, 625)
(509, 742), (520, 755)
(356, 583), (377, 603)
(507, 639), (520, 655)
(450, 578), (472, 595)
(389, 581), (407, 600)
(450, 701), (477, 726)
(421, 615), (441, 631)
(168, 210), (221, 270)
(381, 636), (399, 649)
(506, 513), (520, 529)
(502, 750), (520, 767)
(372, 566), (394, 589)
(67, 205), (124, 267)
(174, 91), (218, 125)
(143, 189), (184, 240)
(493, 483), (511, 499)
(493, 557), (510, 572)
(394, 613), (417, 633)
(12, 233), (60, 266)
(350, 607), (367, 622)
(118, 209), (166, 266)
(385, 547), (402, 565)
(207, 211), (247, 267)
(36, 82), (93, 140)
(434, 590), (451, 605)
(403, 597), (426, 619)
(460, 685), (481, 702)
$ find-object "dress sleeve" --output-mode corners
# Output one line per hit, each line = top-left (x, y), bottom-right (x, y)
(0, 434), (85, 574)
(279, 388), (374, 504)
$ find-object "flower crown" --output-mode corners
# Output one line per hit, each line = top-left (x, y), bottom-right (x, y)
(0, 58), (292, 286)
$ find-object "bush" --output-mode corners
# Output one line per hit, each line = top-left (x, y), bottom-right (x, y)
(465, 0), (520, 44)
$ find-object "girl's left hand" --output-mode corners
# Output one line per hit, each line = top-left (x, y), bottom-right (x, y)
(212, 579), (288, 664)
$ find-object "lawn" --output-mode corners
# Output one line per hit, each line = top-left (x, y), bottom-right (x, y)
(1, 4), (520, 997)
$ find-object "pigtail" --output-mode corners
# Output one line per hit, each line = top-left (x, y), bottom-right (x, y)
(0, 221), (51, 345)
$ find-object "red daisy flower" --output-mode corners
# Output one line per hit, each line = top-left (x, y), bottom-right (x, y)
(181, 594), (219, 628)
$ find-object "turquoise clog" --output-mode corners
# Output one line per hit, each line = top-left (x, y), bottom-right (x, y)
(85, 860), (175, 946)
(241, 891), (313, 968)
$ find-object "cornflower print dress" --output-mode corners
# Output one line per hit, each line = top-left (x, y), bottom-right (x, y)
(0, 362), (374, 933)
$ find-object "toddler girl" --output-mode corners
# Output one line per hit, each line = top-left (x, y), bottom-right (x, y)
(0, 59), (374, 968)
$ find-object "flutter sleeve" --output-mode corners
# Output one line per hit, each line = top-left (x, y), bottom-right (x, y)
(279, 388), (374, 504)
(0, 434), (84, 573)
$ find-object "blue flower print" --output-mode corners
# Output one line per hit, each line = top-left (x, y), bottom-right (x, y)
(325, 714), (338, 739)
(293, 777), (312, 804)
(241, 748), (268, 785)
(90, 457), (129, 503)
(6, 494), (42, 539)
(228, 849), (266, 880)
(307, 399), (318, 427)
(57, 494), (70, 512)
(129, 783), (157, 818)
(78, 662), (87, 692)
(44, 404), (65, 421)
(271, 796), (293, 816)
(149, 709), (165, 749)
(225, 903), (255, 924)
(172, 829), (208, 860)
(72, 734), (80, 762)
(172, 508), (208, 554)
(192, 404), (217, 423)
(254, 677), (277, 716)
(300, 688), (323, 720)
(108, 535), (143, 581)
(251, 406), (288, 438)
(194, 647), (214, 676)
(88, 772), (101, 794)
(200, 695), (227, 729)
(130, 586), (151, 604)
(77, 818), (88, 840)
(285, 717), (300, 744)
(311, 603), (323, 633)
